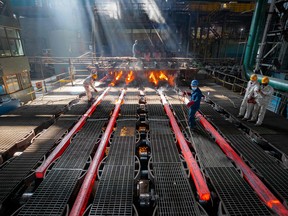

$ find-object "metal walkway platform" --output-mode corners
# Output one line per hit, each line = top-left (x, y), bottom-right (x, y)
(165, 91), (272, 215)
(17, 90), (119, 216)
(89, 90), (138, 216)
(0, 100), (88, 208)
(0, 79), (87, 163)
(200, 80), (288, 155)
(199, 102), (288, 205)
(146, 89), (201, 216)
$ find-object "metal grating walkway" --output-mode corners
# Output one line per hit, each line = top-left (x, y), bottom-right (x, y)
(153, 163), (200, 216)
(90, 92), (119, 119)
(53, 121), (106, 170)
(89, 165), (134, 216)
(165, 91), (272, 215)
(89, 91), (137, 216)
(0, 120), (74, 205)
(119, 90), (139, 120)
(18, 92), (117, 215)
(106, 120), (137, 166)
(17, 119), (105, 216)
(0, 117), (47, 155)
(206, 167), (272, 216)
(146, 89), (201, 216)
(200, 102), (288, 204)
(149, 121), (180, 163)
(191, 128), (234, 168)
(18, 170), (82, 216)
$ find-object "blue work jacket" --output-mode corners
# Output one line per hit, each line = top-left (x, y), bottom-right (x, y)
(190, 88), (202, 110)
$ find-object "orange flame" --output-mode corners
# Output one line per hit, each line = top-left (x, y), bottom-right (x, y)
(149, 72), (158, 85)
(116, 71), (123, 80)
(109, 71), (123, 86)
(168, 74), (175, 86)
(125, 71), (134, 84)
(159, 71), (168, 81)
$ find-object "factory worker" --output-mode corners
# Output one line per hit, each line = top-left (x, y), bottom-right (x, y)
(83, 73), (98, 102)
(250, 76), (274, 126)
(132, 40), (140, 57)
(184, 80), (203, 130)
(238, 74), (259, 118)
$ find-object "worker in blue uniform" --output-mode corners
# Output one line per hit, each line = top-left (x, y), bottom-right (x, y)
(183, 80), (203, 130)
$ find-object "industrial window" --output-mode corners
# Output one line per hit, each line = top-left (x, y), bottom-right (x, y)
(0, 27), (11, 57)
(0, 27), (24, 57)
(5, 75), (20, 93)
(0, 77), (6, 95)
(21, 70), (32, 89)
(6, 29), (24, 56)
(0, 38), (11, 56)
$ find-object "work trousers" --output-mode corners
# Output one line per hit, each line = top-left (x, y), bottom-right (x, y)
(239, 97), (248, 116)
(252, 103), (267, 125)
(84, 85), (92, 100)
(189, 108), (197, 129)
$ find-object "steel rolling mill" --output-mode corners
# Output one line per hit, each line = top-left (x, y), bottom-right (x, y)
(0, 70), (288, 216)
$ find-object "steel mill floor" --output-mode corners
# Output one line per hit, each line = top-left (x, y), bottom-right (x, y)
(0, 76), (287, 216)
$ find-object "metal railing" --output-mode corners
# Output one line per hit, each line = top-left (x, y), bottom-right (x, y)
(28, 72), (77, 101)
(206, 66), (288, 117)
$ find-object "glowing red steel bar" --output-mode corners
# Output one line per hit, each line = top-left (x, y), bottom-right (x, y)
(182, 97), (288, 215)
(35, 87), (111, 179)
(70, 89), (126, 216)
(159, 92), (210, 201)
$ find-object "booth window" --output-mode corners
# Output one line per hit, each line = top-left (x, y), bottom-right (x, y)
(5, 75), (20, 93)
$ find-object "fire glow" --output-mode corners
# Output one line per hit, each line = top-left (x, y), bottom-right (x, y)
(125, 71), (134, 84)
(116, 71), (123, 80)
(148, 71), (174, 86)
(149, 72), (158, 85)
(110, 71), (123, 86)
(109, 70), (175, 87)
(159, 71), (168, 81)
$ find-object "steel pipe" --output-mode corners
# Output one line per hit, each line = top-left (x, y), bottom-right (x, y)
(35, 87), (111, 179)
(69, 89), (126, 216)
(159, 92), (211, 201)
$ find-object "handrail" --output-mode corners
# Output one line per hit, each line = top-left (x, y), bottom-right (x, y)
(207, 68), (287, 115)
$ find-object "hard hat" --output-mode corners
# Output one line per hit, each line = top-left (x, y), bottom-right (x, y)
(250, 74), (257, 81)
(191, 80), (199, 86)
(261, 76), (269, 84)
(92, 74), (97, 79)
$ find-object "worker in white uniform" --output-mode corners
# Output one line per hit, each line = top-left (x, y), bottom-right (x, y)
(83, 73), (98, 102)
(250, 76), (274, 126)
(238, 74), (259, 118)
